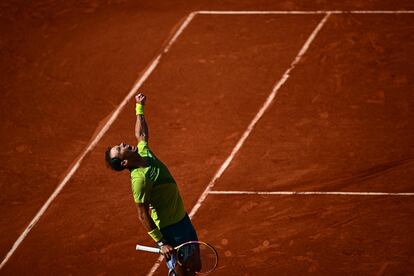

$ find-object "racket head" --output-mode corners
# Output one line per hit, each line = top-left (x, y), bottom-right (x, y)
(175, 241), (218, 274)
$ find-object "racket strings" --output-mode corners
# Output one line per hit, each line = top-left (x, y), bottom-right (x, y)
(177, 242), (218, 274)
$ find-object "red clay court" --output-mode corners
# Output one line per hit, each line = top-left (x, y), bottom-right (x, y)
(1, 1), (414, 275)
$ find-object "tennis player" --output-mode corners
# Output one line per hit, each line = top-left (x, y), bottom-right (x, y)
(105, 93), (198, 275)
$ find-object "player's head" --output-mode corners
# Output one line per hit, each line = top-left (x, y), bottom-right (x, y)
(105, 143), (138, 171)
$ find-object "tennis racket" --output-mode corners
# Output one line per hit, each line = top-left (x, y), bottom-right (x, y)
(136, 241), (218, 274)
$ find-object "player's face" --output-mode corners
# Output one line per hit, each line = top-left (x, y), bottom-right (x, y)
(110, 143), (137, 160)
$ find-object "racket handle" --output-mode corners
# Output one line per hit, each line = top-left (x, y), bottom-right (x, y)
(136, 244), (161, 254)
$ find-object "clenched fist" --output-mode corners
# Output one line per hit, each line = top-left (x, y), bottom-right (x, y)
(135, 93), (146, 105)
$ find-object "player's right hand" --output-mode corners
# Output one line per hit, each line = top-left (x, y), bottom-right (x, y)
(135, 93), (146, 105)
(160, 244), (174, 260)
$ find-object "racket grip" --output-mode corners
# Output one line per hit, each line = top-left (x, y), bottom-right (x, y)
(136, 244), (161, 254)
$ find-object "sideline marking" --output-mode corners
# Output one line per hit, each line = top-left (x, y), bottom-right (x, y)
(197, 10), (414, 15)
(164, 12), (196, 53)
(146, 12), (331, 276)
(208, 191), (414, 196)
(0, 12), (197, 271)
(189, 12), (331, 218)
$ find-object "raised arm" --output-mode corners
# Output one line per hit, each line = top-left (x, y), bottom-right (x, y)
(135, 93), (148, 142)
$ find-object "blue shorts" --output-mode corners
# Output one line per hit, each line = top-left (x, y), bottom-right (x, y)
(160, 214), (198, 273)
(160, 214), (198, 247)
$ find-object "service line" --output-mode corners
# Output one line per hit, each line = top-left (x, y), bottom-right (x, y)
(0, 12), (197, 271)
(208, 191), (414, 196)
(197, 10), (414, 15)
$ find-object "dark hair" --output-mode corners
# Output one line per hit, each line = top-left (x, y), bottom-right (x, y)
(105, 147), (125, 171)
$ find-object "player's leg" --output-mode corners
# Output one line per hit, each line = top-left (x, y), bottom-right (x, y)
(168, 262), (187, 276)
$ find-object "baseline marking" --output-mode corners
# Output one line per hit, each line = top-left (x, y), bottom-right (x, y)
(208, 191), (414, 196)
(0, 12), (197, 271)
(197, 10), (414, 15)
(146, 12), (332, 276)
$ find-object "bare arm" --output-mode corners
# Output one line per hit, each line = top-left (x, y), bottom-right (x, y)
(135, 93), (148, 142)
(136, 202), (174, 259)
(136, 202), (157, 232)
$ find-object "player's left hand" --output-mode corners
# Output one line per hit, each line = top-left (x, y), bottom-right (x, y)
(135, 93), (146, 105)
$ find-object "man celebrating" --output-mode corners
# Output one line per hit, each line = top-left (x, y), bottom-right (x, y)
(105, 93), (198, 275)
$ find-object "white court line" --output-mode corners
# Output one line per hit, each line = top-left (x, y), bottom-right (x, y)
(188, 11), (331, 220)
(164, 12), (196, 53)
(197, 10), (414, 15)
(208, 191), (414, 196)
(0, 12), (197, 271)
(146, 12), (332, 276)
